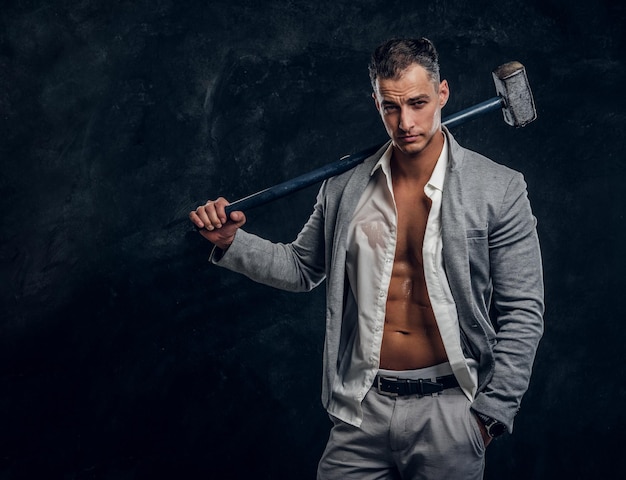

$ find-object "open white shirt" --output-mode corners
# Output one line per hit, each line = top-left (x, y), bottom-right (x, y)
(332, 137), (478, 427)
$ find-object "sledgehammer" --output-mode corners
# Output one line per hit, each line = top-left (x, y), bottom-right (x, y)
(222, 61), (536, 216)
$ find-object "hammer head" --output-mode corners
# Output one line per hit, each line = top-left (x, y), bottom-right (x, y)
(492, 61), (537, 127)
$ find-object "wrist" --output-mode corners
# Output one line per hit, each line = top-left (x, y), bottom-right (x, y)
(475, 412), (507, 438)
(210, 242), (232, 263)
(213, 231), (237, 252)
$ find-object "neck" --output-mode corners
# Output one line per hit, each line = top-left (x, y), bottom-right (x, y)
(391, 130), (444, 182)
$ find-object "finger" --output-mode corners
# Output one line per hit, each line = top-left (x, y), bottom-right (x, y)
(189, 210), (204, 228)
(188, 210), (205, 229)
(195, 203), (217, 230)
(212, 197), (230, 225)
(228, 210), (244, 224)
(204, 200), (226, 229)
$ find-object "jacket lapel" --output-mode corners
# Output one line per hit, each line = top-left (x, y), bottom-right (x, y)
(441, 131), (474, 321)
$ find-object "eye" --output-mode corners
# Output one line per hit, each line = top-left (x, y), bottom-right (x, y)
(383, 104), (399, 113)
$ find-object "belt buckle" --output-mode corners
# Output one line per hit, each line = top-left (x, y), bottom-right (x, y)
(376, 376), (399, 397)
(419, 379), (444, 396)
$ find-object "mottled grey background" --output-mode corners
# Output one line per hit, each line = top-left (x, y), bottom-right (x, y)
(1, 0), (624, 478)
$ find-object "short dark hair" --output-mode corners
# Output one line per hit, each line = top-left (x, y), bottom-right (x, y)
(368, 37), (441, 90)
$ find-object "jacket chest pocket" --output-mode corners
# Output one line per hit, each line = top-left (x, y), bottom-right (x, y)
(466, 228), (490, 284)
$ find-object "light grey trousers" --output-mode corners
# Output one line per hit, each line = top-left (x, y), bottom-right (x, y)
(317, 368), (486, 480)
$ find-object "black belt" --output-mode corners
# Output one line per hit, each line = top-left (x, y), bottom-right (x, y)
(375, 374), (459, 397)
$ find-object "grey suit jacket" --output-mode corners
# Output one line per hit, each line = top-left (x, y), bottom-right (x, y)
(212, 127), (544, 433)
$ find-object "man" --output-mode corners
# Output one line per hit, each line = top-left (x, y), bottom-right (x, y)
(189, 38), (544, 479)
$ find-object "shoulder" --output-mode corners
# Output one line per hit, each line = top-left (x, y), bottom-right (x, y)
(322, 142), (389, 197)
(464, 151), (523, 194)
(447, 132), (525, 195)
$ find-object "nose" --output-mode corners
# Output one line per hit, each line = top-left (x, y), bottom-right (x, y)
(398, 107), (414, 133)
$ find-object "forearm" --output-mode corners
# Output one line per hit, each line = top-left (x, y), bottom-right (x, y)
(472, 174), (545, 432)
(471, 301), (544, 433)
(210, 229), (324, 292)
(210, 190), (328, 292)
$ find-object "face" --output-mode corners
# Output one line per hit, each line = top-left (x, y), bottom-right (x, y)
(373, 63), (449, 160)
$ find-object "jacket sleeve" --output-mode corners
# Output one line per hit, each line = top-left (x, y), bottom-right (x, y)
(208, 184), (328, 293)
(471, 172), (545, 433)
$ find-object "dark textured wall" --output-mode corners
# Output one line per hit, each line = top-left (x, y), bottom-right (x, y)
(1, 0), (625, 478)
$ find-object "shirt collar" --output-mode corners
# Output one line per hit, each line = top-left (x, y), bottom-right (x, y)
(428, 134), (449, 192)
(371, 143), (393, 178)
(370, 134), (449, 192)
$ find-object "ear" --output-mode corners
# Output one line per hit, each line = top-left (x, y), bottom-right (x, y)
(372, 91), (381, 111)
(439, 80), (450, 108)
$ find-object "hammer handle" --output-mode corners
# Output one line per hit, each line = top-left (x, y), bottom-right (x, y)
(224, 96), (504, 216)
(225, 143), (382, 215)
(440, 96), (503, 129)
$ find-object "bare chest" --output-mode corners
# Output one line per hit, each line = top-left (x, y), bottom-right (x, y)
(393, 186), (432, 265)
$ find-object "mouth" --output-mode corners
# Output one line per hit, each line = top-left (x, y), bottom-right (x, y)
(398, 134), (421, 143)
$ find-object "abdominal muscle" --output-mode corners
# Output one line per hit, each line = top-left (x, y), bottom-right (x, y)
(374, 160), (448, 371)
(378, 260), (448, 370)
